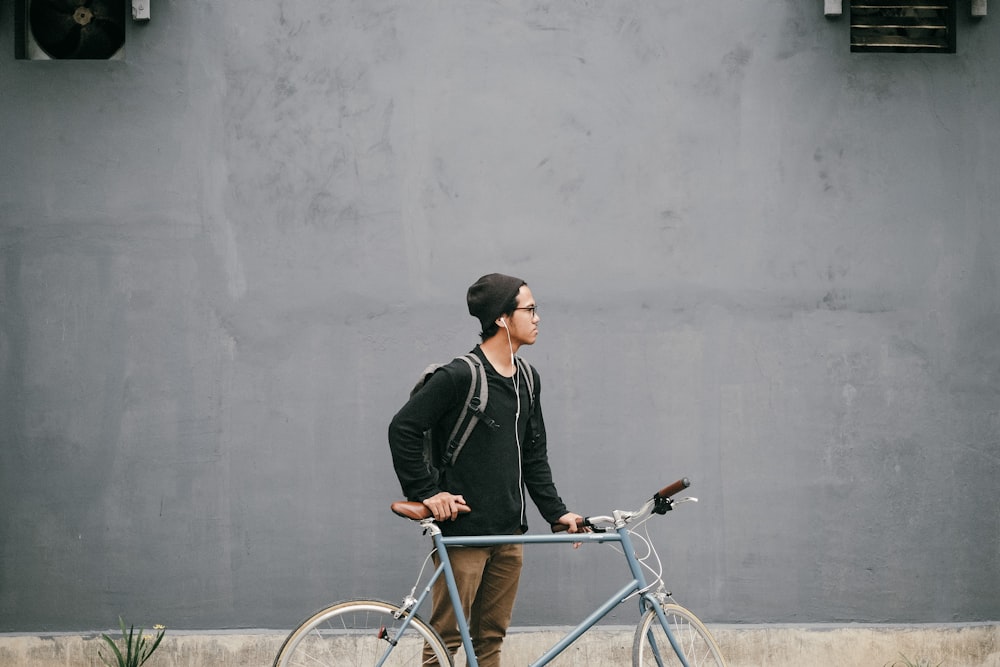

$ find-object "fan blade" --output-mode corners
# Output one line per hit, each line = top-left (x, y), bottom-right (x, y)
(74, 19), (124, 59)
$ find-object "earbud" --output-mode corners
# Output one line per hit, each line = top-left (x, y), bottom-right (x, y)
(499, 317), (507, 327)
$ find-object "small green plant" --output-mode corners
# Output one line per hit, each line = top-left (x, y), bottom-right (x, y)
(99, 616), (166, 667)
(885, 653), (943, 667)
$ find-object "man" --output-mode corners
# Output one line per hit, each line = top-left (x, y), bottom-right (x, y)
(388, 272), (583, 667)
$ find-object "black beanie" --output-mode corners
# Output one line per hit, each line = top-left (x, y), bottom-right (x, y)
(467, 273), (526, 332)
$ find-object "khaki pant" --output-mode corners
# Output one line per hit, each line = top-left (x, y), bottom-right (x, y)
(423, 542), (524, 667)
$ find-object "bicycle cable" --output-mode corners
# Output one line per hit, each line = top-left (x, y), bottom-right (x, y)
(590, 518), (665, 603)
(403, 548), (439, 611)
(633, 523), (665, 595)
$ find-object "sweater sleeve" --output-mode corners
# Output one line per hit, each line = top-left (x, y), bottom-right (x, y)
(387, 365), (462, 503)
(520, 366), (569, 524)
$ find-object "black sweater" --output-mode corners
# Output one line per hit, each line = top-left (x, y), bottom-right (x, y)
(388, 346), (568, 536)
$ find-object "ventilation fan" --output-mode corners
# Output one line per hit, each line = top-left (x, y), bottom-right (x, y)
(28, 0), (125, 59)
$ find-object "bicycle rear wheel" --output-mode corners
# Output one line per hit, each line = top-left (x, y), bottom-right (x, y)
(632, 602), (726, 667)
(273, 598), (452, 667)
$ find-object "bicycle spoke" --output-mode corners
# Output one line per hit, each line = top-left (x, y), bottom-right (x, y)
(273, 600), (451, 666)
(632, 603), (726, 667)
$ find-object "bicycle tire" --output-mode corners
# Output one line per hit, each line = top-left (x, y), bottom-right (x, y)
(632, 602), (727, 667)
(273, 598), (452, 667)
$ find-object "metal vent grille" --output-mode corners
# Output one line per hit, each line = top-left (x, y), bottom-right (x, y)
(851, 0), (957, 52)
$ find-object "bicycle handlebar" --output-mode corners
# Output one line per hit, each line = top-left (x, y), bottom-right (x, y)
(550, 517), (590, 533)
(390, 477), (692, 528)
(550, 477), (692, 533)
(656, 477), (690, 499)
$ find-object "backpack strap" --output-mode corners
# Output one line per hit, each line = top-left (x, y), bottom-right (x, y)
(514, 356), (540, 443)
(514, 356), (534, 407)
(441, 354), (497, 467)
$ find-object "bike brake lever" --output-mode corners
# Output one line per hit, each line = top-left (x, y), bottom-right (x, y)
(652, 496), (673, 514)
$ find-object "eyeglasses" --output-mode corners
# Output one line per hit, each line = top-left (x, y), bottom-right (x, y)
(514, 306), (538, 317)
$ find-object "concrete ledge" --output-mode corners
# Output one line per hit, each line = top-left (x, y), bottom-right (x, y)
(0, 623), (996, 666)
(711, 624), (999, 667)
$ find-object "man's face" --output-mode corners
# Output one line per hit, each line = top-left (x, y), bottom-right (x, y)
(507, 286), (540, 346)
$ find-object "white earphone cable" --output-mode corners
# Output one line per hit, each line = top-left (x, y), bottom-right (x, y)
(504, 322), (526, 518)
(505, 323), (521, 429)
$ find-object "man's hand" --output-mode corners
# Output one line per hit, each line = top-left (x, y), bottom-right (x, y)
(556, 512), (586, 534)
(422, 492), (469, 522)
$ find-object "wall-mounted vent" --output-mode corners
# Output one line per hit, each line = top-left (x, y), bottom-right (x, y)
(23, 0), (125, 60)
(851, 0), (957, 52)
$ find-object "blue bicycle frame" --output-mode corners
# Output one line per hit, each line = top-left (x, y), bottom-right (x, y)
(400, 523), (690, 667)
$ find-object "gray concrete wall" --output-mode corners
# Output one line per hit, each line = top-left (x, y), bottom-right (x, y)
(1, 0), (998, 635)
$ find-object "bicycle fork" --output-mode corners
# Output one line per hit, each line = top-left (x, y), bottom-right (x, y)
(620, 527), (693, 667)
(637, 592), (693, 667)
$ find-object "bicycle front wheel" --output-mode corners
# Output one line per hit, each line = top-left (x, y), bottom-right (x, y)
(273, 599), (452, 667)
(632, 602), (726, 667)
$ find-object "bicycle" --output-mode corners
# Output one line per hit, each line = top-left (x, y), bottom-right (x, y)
(273, 477), (727, 667)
